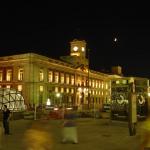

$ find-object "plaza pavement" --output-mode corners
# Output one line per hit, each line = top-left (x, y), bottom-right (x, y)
(0, 117), (148, 150)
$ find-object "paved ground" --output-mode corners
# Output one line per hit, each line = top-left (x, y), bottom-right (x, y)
(0, 118), (148, 150)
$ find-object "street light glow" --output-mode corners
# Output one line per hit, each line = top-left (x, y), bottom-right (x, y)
(56, 93), (60, 97)
(46, 98), (51, 106)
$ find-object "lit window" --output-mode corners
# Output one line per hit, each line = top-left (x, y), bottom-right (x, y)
(66, 74), (70, 84)
(96, 80), (98, 88)
(71, 89), (74, 94)
(71, 75), (74, 85)
(55, 87), (58, 92)
(102, 82), (104, 89)
(0, 70), (3, 82)
(106, 83), (108, 89)
(102, 91), (103, 96)
(6, 69), (12, 81)
(81, 47), (85, 52)
(61, 87), (64, 93)
(48, 71), (53, 82)
(122, 80), (127, 84)
(77, 76), (81, 86)
(96, 91), (98, 95)
(54, 72), (59, 83)
(18, 68), (24, 81)
(89, 79), (91, 86)
(60, 73), (64, 84)
(99, 81), (101, 88)
(92, 90), (95, 95)
(78, 87), (82, 92)
(39, 69), (44, 81)
(99, 91), (101, 95)
(92, 80), (95, 87)
(40, 86), (43, 92)
(18, 85), (22, 91)
(66, 88), (69, 93)
(116, 80), (120, 84)
(6, 85), (10, 89)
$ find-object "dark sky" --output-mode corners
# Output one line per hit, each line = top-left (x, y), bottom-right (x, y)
(0, 3), (150, 78)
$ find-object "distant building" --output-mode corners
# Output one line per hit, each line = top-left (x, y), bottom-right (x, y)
(0, 39), (112, 111)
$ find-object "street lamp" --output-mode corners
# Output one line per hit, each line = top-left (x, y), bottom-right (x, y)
(56, 93), (61, 106)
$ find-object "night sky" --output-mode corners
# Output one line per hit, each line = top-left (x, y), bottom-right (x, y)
(0, 4), (150, 78)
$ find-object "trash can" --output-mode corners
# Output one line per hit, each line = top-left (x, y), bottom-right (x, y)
(61, 111), (78, 144)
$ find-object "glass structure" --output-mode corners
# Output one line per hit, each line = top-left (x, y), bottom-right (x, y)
(0, 88), (26, 111)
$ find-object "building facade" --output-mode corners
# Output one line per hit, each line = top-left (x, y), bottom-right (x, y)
(0, 39), (111, 111)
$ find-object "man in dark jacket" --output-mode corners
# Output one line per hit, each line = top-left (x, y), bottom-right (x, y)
(3, 105), (11, 135)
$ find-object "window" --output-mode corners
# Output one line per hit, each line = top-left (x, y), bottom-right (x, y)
(61, 87), (64, 93)
(89, 79), (91, 87)
(96, 91), (98, 95)
(6, 85), (11, 89)
(54, 72), (59, 83)
(102, 82), (104, 89)
(66, 74), (70, 84)
(40, 86), (43, 92)
(0, 70), (3, 81)
(60, 73), (64, 84)
(105, 83), (108, 89)
(99, 81), (101, 88)
(66, 88), (69, 93)
(71, 75), (74, 85)
(48, 71), (53, 82)
(18, 85), (22, 91)
(92, 90), (94, 95)
(77, 76), (81, 86)
(55, 87), (58, 92)
(39, 69), (44, 81)
(18, 68), (24, 81)
(92, 80), (95, 88)
(6, 69), (12, 81)
(71, 88), (74, 94)
(96, 80), (98, 88)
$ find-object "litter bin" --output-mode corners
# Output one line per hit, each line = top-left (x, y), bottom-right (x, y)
(61, 111), (78, 144)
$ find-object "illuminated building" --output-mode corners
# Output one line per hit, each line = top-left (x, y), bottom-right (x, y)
(111, 77), (149, 120)
(0, 39), (111, 110)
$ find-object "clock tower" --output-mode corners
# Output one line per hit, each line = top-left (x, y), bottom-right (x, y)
(70, 39), (86, 59)
(60, 39), (88, 67)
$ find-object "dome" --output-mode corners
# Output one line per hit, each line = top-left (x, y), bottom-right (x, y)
(0, 88), (26, 111)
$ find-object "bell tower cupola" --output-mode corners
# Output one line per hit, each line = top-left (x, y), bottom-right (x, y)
(70, 39), (86, 59)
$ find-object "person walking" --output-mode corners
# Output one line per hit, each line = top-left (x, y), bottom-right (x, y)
(3, 105), (11, 135)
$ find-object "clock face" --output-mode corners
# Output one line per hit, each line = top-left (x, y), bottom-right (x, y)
(73, 46), (78, 51)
